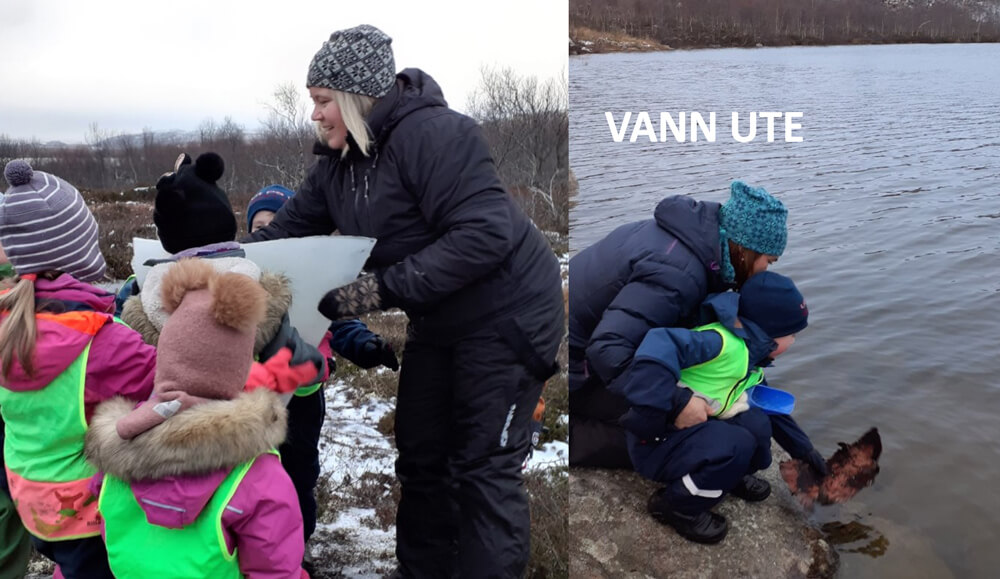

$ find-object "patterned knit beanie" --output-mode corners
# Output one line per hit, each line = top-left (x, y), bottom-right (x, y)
(246, 184), (295, 231)
(718, 181), (788, 257)
(307, 24), (396, 98)
(0, 160), (106, 282)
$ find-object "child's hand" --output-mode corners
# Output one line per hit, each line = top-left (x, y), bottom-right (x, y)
(354, 336), (399, 371)
(674, 396), (713, 429)
(245, 347), (323, 394)
(802, 448), (829, 477)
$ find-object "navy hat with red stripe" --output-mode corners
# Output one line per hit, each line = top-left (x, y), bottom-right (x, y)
(246, 185), (295, 230)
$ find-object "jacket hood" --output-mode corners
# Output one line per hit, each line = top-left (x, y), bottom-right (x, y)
(85, 389), (287, 527)
(121, 266), (291, 355)
(654, 196), (724, 285)
(313, 67), (448, 159)
(698, 292), (776, 367)
(0, 275), (113, 391)
(35, 274), (116, 313)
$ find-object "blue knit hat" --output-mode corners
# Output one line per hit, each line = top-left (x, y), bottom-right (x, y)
(738, 271), (808, 339)
(246, 185), (295, 230)
(719, 181), (787, 256)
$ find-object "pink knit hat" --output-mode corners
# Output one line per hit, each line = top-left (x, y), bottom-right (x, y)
(116, 258), (268, 439)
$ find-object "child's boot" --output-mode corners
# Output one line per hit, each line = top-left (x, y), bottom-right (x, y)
(730, 474), (771, 502)
(647, 488), (728, 544)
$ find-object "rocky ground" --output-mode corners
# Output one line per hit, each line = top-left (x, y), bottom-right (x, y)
(569, 444), (839, 579)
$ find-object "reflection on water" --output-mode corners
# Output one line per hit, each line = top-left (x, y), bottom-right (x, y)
(570, 44), (1000, 577)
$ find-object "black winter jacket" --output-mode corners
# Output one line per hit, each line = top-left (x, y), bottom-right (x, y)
(568, 196), (730, 390)
(249, 69), (562, 336)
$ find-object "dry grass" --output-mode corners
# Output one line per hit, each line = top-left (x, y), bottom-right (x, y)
(570, 25), (671, 53)
(86, 199), (156, 280)
(526, 468), (569, 579)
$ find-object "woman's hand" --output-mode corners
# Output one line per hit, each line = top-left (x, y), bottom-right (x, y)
(318, 274), (385, 320)
(673, 396), (713, 429)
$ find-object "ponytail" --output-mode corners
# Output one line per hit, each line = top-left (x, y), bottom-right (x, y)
(0, 275), (39, 379)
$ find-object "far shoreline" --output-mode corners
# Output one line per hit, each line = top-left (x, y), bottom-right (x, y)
(569, 26), (1000, 56)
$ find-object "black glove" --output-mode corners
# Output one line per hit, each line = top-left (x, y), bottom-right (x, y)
(353, 336), (399, 371)
(318, 274), (384, 321)
(802, 448), (829, 478)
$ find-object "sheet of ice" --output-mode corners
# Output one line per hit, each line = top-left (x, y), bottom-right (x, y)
(131, 235), (375, 345)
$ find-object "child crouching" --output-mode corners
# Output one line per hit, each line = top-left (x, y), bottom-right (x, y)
(614, 272), (826, 544)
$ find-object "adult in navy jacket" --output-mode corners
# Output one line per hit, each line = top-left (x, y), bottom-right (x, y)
(568, 181), (788, 468)
(245, 25), (563, 579)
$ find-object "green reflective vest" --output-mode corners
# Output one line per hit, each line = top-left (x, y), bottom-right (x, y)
(0, 342), (100, 540)
(678, 322), (764, 416)
(99, 457), (261, 579)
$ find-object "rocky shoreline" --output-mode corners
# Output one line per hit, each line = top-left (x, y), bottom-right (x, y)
(569, 444), (838, 578)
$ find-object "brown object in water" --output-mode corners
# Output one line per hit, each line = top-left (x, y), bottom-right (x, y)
(780, 427), (882, 508)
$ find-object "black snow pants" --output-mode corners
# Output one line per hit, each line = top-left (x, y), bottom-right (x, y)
(393, 305), (562, 579)
(279, 386), (327, 542)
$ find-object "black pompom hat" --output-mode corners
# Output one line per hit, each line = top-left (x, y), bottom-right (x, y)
(154, 152), (236, 254)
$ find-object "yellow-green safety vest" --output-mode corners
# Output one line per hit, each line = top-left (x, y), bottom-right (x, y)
(678, 322), (764, 416)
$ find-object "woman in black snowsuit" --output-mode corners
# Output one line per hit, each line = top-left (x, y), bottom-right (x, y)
(246, 24), (563, 579)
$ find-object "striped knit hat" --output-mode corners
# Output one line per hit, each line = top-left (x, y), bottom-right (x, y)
(0, 160), (106, 282)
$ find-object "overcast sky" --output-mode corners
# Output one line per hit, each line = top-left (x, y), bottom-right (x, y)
(0, 0), (568, 143)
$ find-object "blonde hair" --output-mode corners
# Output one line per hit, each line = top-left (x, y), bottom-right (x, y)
(315, 91), (378, 159)
(0, 276), (40, 379)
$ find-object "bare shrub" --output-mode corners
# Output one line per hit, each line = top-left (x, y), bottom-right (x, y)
(86, 198), (156, 280)
(526, 468), (569, 579)
(468, 67), (569, 235)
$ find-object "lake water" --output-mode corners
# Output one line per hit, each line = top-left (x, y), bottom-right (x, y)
(569, 43), (1000, 578)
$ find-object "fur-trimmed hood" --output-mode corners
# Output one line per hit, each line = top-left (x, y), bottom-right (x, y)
(121, 261), (292, 355)
(85, 388), (287, 483)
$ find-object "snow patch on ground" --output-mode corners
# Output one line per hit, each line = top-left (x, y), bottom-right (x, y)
(526, 440), (569, 472)
(312, 381), (398, 577)
(313, 508), (396, 578)
(319, 381), (396, 485)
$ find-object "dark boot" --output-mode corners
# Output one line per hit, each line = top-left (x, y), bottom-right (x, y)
(647, 488), (728, 544)
(730, 474), (771, 502)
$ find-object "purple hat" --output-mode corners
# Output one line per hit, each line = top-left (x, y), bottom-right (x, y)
(246, 185), (295, 230)
(0, 160), (106, 282)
